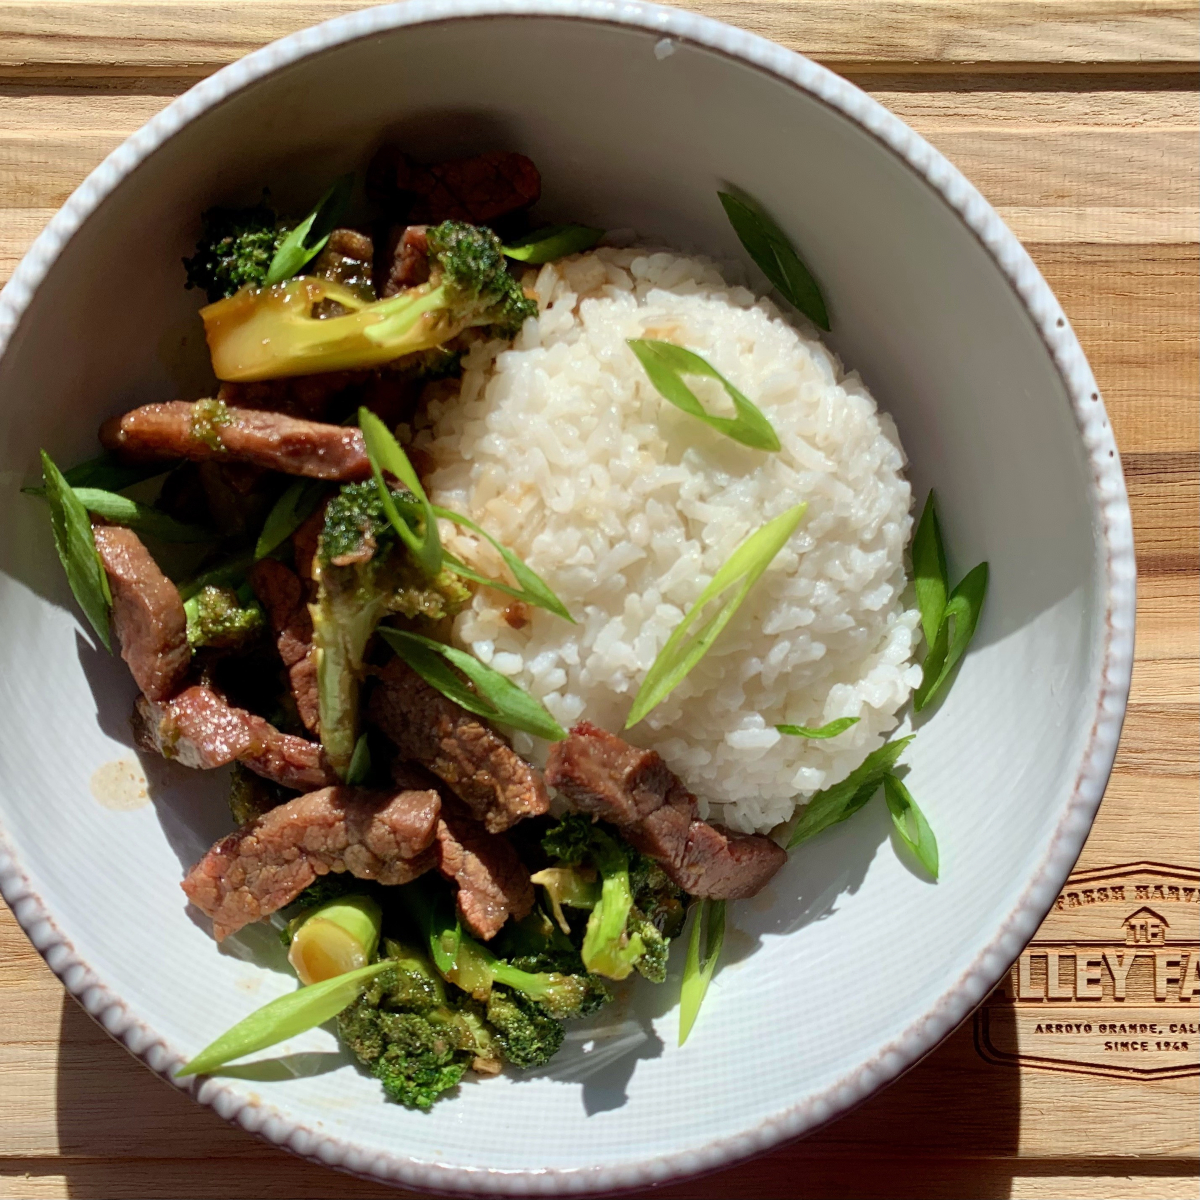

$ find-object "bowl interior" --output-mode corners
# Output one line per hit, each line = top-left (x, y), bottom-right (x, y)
(0, 14), (1106, 1186)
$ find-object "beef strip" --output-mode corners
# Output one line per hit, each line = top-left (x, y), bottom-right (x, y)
(91, 524), (190, 701)
(545, 722), (787, 900)
(435, 796), (534, 941)
(309, 228), (376, 298)
(249, 559), (320, 734)
(381, 225), (429, 298)
(367, 658), (549, 833)
(369, 148), (540, 225)
(133, 684), (338, 791)
(182, 785), (440, 940)
(99, 401), (371, 480)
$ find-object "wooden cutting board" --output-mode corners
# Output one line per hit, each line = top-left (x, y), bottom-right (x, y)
(0, 4), (1196, 1197)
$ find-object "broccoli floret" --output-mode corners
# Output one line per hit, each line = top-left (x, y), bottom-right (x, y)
(540, 816), (687, 983)
(202, 220), (537, 383)
(310, 481), (470, 775)
(184, 583), (265, 650)
(183, 201), (290, 302)
(336, 942), (496, 1110)
(484, 987), (564, 1069)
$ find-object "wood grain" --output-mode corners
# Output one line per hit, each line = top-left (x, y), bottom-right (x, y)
(0, 0), (1195, 77)
(0, 2), (1196, 1198)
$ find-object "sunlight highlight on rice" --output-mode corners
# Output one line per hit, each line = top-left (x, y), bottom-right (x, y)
(418, 248), (921, 834)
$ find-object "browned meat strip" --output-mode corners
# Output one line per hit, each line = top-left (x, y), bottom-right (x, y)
(545, 722), (787, 900)
(249, 559), (320, 733)
(371, 149), (540, 225)
(434, 797), (534, 941)
(310, 228), (376, 296)
(291, 503), (327, 590)
(381, 225), (429, 298)
(182, 785), (440, 940)
(92, 524), (190, 701)
(99, 401), (371, 480)
(133, 684), (338, 791)
(367, 658), (549, 833)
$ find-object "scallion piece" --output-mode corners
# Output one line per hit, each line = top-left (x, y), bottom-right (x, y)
(358, 408), (442, 578)
(265, 173), (354, 286)
(776, 716), (859, 739)
(883, 773), (939, 879)
(36, 450), (112, 651)
(255, 478), (327, 560)
(345, 732), (372, 786)
(434, 505), (573, 622)
(912, 491), (949, 647)
(718, 191), (829, 330)
(787, 736), (914, 850)
(70, 488), (212, 543)
(678, 899), (726, 1046)
(378, 628), (567, 742)
(626, 503), (807, 728)
(502, 224), (604, 264)
(627, 339), (780, 452)
(176, 959), (393, 1077)
(914, 562), (989, 712)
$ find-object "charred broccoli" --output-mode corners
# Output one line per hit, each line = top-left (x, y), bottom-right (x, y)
(183, 583), (265, 650)
(337, 942), (497, 1110)
(484, 987), (564, 1069)
(540, 815), (687, 983)
(183, 201), (290, 302)
(310, 480), (470, 775)
(201, 220), (537, 382)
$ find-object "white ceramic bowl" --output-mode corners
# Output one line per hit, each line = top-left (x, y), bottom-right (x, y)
(0, 3), (1135, 1194)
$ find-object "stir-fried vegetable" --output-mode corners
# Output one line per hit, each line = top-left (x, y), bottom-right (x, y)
(678, 899), (726, 1046)
(265, 174), (353, 286)
(286, 894), (383, 985)
(201, 220), (536, 381)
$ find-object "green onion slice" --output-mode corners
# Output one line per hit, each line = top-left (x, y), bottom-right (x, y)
(378, 628), (567, 742)
(913, 561), (988, 712)
(255, 478), (327, 560)
(678, 899), (726, 1046)
(63, 454), (169, 493)
(776, 716), (860, 739)
(787, 735), (915, 850)
(37, 451), (112, 651)
(626, 503), (807, 728)
(346, 732), (372, 786)
(717, 191), (829, 330)
(502, 224), (604, 263)
(358, 408), (442, 578)
(70, 488), (212, 543)
(912, 490), (949, 647)
(883, 772), (939, 879)
(433, 505), (573, 623)
(176, 959), (393, 1077)
(265, 173), (354, 286)
(627, 339), (780, 452)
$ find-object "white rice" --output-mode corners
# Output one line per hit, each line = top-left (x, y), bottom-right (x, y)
(414, 248), (921, 834)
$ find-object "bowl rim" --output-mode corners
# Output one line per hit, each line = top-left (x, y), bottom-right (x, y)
(0, 1), (1136, 1194)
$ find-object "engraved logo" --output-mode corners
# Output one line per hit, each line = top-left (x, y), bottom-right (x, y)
(975, 862), (1199, 1079)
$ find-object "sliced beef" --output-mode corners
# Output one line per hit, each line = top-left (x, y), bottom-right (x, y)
(309, 228), (376, 301)
(182, 784), (440, 940)
(545, 722), (787, 900)
(381, 225), (429, 298)
(133, 684), (338, 791)
(291, 502), (328, 591)
(369, 148), (540, 225)
(92, 524), (190, 701)
(249, 558), (320, 733)
(435, 797), (534, 941)
(99, 401), (371, 481)
(367, 658), (549, 833)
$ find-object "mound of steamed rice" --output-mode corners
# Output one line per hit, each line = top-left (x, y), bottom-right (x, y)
(415, 248), (921, 834)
